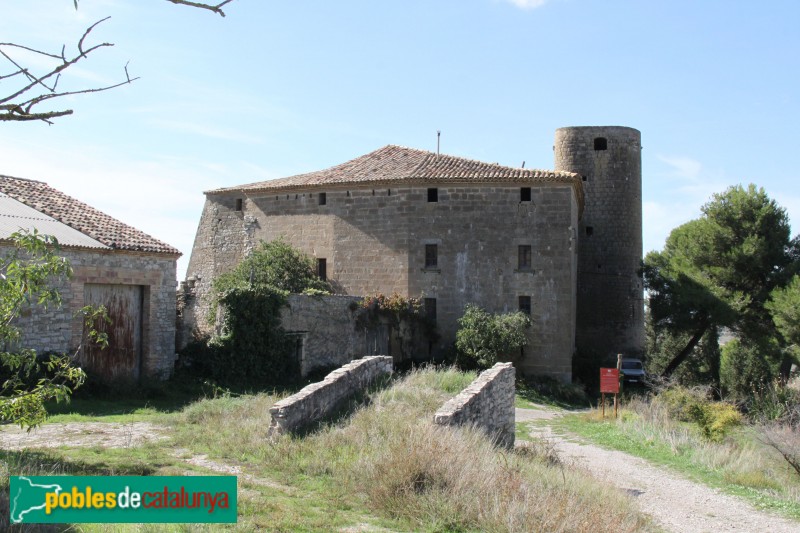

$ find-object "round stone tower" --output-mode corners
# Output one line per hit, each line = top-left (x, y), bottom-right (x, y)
(554, 126), (644, 361)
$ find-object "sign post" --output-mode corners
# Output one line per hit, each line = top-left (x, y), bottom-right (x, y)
(599, 367), (620, 418)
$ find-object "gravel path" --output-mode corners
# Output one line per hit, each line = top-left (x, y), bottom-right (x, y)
(0, 421), (165, 450)
(517, 406), (800, 533)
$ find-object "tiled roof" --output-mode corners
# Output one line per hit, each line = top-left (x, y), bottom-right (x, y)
(209, 145), (584, 209)
(0, 175), (180, 255)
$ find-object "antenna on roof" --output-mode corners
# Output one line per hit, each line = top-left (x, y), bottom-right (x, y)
(521, 161), (525, 168)
(436, 130), (441, 158)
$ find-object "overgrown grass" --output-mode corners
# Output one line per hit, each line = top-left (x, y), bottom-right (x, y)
(166, 367), (651, 532)
(3, 368), (654, 531)
(558, 396), (800, 519)
(516, 375), (591, 409)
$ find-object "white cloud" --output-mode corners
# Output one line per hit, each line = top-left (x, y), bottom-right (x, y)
(656, 155), (702, 181)
(503, 0), (550, 9)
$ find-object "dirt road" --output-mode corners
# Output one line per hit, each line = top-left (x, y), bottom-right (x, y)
(517, 406), (799, 533)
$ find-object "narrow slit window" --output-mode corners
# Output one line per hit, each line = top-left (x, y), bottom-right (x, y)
(235, 198), (243, 211)
(520, 187), (532, 202)
(425, 244), (438, 268)
(518, 245), (532, 270)
(519, 296), (532, 315)
(427, 188), (438, 202)
(594, 137), (607, 150)
(317, 258), (327, 281)
(424, 298), (437, 322)
(318, 192), (327, 206)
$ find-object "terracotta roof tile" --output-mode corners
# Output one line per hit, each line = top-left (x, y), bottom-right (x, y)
(0, 175), (180, 255)
(209, 145), (584, 210)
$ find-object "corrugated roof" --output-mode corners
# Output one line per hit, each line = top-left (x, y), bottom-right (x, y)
(209, 145), (584, 211)
(0, 192), (109, 249)
(0, 176), (180, 255)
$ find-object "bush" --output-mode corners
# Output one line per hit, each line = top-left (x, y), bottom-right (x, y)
(654, 385), (741, 441)
(455, 304), (530, 369)
(183, 287), (298, 388)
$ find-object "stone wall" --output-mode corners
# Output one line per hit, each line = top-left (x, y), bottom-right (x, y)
(185, 181), (579, 381)
(267, 355), (393, 436)
(281, 294), (367, 376)
(433, 362), (516, 448)
(4, 246), (178, 380)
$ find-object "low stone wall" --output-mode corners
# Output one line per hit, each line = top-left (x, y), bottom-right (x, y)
(267, 355), (393, 437)
(433, 362), (516, 448)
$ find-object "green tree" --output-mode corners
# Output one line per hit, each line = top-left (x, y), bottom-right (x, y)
(455, 304), (531, 369)
(644, 184), (796, 379)
(212, 238), (332, 302)
(766, 274), (800, 378)
(193, 238), (331, 387)
(0, 230), (88, 429)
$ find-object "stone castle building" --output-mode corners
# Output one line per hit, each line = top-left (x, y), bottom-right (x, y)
(183, 126), (644, 381)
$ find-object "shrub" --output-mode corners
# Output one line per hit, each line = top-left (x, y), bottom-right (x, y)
(455, 304), (530, 369)
(184, 287), (297, 388)
(654, 385), (741, 441)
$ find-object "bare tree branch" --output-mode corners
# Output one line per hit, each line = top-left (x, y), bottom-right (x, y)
(166, 0), (235, 17)
(0, 17), (139, 124)
(1, 0), (235, 124)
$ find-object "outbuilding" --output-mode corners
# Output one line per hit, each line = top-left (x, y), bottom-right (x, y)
(0, 175), (181, 382)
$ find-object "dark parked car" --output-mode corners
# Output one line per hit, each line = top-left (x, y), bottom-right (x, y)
(621, 358), (646, 385)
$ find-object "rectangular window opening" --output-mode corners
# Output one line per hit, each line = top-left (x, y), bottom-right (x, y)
(427, 188), (438, 202)
(520, 187), (532, 202)
(585, 226), (594, 236)
(518, 245), (532, 270)
(519, 296), (531, 315)
(318, 192), (327, 206)
(594, 137), (608, 151)
(235, 198), (243, 211)
(317, 258), (327, 281)
(425, 244), (438, 268)
(424, 298), (437, 322)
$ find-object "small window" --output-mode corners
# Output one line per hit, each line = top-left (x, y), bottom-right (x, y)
(424, 298), (437, 322)
(594, 137), (607, 151)
(427, 188), (438, 202)
(235, 198), (243, 211)
(318, 192), (327, 205)
(582, 175), (588, 182)
(519, 296), (531, 315)
(425, 244), (438, 268)
(317, 258), (327, 281)
(518, 245), (532, 270)
(520, 187), (531, 202)
(585, 226), (594, 236)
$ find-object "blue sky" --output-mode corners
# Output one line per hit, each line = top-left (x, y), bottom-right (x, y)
(3, 0), (799, 279)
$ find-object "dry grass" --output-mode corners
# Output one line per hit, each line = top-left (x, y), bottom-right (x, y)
(170, 368), (652, 532)
(616, 397), (799, 500)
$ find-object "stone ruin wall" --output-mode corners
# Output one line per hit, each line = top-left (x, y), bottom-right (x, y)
(267, 355), (393, 436)
(433, 362), (516, 448)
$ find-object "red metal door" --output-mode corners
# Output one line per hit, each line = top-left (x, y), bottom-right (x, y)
(82, 284), (143, 382)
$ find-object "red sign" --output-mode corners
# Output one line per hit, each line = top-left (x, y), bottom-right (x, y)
(600, 368), (620, 394)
